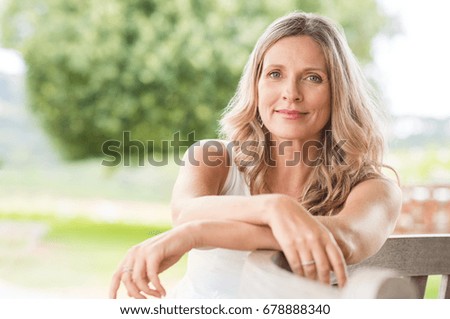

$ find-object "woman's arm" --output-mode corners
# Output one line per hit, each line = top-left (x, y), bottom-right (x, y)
(317, 178), (402, 265)
(171, 140), (278, 226)
(109, 220), (280, 299)
(190, 220), (280, 251)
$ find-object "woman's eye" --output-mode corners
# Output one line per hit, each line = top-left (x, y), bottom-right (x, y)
(268, 71), (281, 79)
(306, 75), (322, 83)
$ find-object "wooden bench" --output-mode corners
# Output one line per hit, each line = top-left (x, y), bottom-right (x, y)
(238, 234), (450, 298)
(351, 234), (450, 298)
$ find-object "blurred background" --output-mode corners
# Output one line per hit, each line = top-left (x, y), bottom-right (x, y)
(0, 0), (448, 298)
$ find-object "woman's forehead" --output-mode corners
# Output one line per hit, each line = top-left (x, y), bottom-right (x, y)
(262, 36), (327, 71)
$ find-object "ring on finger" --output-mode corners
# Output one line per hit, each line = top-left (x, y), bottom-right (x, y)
(301, 260), (316, 267)
(122, 266), (133, 273)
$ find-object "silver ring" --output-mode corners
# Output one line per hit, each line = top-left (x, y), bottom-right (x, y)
(301, 260), (316, 267)
(122, 267), (133, 273)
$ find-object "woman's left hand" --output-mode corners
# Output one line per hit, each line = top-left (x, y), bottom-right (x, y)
(109, 225), (195, 299)
(265, 195), (348, 287)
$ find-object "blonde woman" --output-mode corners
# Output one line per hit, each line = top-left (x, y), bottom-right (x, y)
(109, 11), (401, 299)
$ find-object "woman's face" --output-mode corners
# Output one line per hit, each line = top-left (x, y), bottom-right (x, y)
(257, 36), (331, 143)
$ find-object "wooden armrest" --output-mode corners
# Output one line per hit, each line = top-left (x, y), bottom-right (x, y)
(350, 234), (450, 298)
(238, 250), (417, 298)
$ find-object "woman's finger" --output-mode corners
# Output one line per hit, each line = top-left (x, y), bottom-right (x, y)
(282, 243), (304, 277)
(122, 271), (147, 299)
(310, 244), (331, 285)
(146, 259), (167, 297)
(148, 274), (166, 298)
(109, 257), (130, 298)
(326, 243), (347, 287)
(298, 250), (317, 281)
(132, 254), (164, 297)
(109, 270), (122, 299)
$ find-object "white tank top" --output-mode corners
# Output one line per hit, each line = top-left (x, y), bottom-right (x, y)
(168, 141), (251, 298)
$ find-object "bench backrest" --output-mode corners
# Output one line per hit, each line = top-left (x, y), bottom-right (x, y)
(350, 234), (450, 298)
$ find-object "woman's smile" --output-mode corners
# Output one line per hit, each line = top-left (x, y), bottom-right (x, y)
(275, 109), (310, 120)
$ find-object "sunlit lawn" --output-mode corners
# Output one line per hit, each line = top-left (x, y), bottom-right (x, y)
(424, 276), (441, 299)
(0, 213), (187, 298)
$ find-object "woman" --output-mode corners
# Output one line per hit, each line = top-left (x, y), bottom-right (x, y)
(109, 11), (401, 299)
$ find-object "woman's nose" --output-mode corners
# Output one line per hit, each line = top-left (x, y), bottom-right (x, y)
(282, 80), (302, 102)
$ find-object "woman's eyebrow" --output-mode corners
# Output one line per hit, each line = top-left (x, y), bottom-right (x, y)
(302, 67), (327, 74)
(262, 64), (285, 72)
(263, 64), (327, 74)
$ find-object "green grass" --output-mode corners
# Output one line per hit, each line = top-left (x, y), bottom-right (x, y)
(0, 212), (187, 297)
(424, 275), (441, 299)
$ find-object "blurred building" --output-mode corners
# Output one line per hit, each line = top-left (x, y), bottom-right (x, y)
(396, 185), (450, 234)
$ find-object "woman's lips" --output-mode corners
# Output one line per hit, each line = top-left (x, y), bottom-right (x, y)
(275, 109), (309, 120)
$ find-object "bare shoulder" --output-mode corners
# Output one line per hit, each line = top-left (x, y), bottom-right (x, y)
(179, 139), (231, 186)
(171, 140), (231, 217)
(181, 139), (230, 172)
(350, 178), (401, 204)
(344, 177), (402, 220)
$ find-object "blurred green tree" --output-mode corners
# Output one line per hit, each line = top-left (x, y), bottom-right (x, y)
(1, 0), (392, 159)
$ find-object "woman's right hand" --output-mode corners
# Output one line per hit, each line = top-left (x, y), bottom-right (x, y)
(266, 195), (347, 287)
(109, 224), (196, 299)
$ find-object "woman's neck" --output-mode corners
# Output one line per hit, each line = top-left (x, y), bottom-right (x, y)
(265, 139), (319, 197)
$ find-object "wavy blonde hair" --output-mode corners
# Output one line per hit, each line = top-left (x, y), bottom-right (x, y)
(220, 11), (391, 216)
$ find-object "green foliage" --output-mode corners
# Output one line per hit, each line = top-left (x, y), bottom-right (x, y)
(387, 146), (450, 185)
(1, 0), (391, 159)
